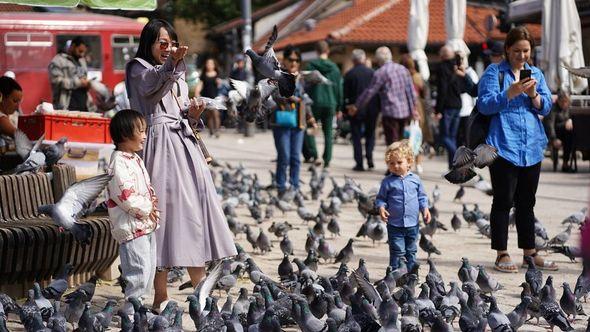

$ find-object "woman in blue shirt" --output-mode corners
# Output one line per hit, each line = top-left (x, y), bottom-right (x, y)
(477, 26), (555, 273)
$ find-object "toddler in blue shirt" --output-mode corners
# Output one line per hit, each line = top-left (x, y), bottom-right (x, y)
(376, 140), (431, 270)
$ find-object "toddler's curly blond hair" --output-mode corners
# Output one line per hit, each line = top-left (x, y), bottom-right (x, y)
(385, 139), (414, 164)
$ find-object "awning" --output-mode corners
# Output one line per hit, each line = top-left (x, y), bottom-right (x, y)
(0, 0), (156, 10)
(508, 0), (542, 22)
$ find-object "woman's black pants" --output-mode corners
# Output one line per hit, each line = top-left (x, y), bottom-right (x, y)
(489, 157), (541, 251)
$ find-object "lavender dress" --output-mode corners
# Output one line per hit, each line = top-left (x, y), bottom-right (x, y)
(125, 57), (236, 267)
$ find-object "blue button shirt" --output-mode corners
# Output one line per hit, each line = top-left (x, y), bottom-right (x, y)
(477, 60), (552, 167)
(375, 172), (429, 227)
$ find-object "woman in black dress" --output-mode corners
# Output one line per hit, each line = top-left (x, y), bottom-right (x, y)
(195, 57), (221, 137)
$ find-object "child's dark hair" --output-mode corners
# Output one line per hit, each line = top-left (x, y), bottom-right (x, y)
(109, 109), (146, 148)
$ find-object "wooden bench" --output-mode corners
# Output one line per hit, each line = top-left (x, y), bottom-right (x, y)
(0, 164), (118, 297)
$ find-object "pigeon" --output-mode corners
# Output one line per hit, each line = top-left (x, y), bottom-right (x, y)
(256, 228), (272, 254)
(561, 207), (588, 225)
(300, 70), (332, 85)
(278, 254), (294, 281)
(444, 144), (497, 184)
(199, 96), (228, 111)
(549, 245), (581, 262)
(14, 130), (44, 160)
(0, 303), (7, 332)
(560, 282), (586, 320)
(244, 25), (296, 98)
(78, 302), (103, 332)
(42, 263), (74, 300)
(64, 275), (98, 303)
(507, 296), (531, 331)
(432, 184), (441, 203)
(116, 309), (133, 332)
(317, 238), (335, 263)
(483, 295), (514, 332)
(453, 186), (465, 202)
(476, 265), (503, 294)
(334, 238), (355, 264)
(47, 301), (67, 332)
(14, 142), (46, 173)
(280, 234), (293, 255)
(95, 299), (117, 329)
(38, 173), (112, 245)
(548, 225), (573, 246)
(419, 232), (441, 258)
(540, 282), (574, 331)
(0, 293), (20, 315)
(563, 64), (590, 79)
(32, 282), (54, 320)
(42, 137), (67, 168)
(524, 255), (543, 296)
(193, 261), (224, 316)
(63, 290), (86, 324)
(451, 212), (462, 231)
(327, 217), (341, 238)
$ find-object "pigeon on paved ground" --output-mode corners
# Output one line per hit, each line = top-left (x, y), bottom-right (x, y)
(540, 282), (574, 331)
(507, 296), (531, 331)
(560, 282), (586, 320)
(524, 255), (543, 296)
(454, 186), (465, 202)
(42, 263), (74, 300)
(482, 295), (514, 332)
(334, 238), (354, 264)
(476, 265), (503, 294)
(419, 232), (441, 258)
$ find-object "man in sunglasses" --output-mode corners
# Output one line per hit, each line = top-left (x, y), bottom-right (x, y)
(48, 36), (95, 112)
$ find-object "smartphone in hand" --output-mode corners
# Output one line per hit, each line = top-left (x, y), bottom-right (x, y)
(520, 69), (532, 81)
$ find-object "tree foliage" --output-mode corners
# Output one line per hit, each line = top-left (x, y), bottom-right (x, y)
(166, 0), (277, 27)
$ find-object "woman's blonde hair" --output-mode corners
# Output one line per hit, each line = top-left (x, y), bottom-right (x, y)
(385, 139), (414, 163)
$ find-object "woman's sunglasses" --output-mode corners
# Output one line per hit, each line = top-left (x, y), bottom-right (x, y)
(288, 57), (301, 63)
(159, 40), (180, 51)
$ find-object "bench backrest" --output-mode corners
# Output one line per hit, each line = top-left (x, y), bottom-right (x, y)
(0, 172), (54, 222)
(0, 164), (76, 223)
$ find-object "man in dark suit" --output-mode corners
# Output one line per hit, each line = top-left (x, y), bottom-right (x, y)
(344, 49), (380, 171)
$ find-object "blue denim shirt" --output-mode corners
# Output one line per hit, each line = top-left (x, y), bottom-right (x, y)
(477, 60), (552, 167)
(375, 172), (429, 227)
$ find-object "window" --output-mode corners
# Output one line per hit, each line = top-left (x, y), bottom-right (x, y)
(56, 35), (102, 69)
(112, 35), (139, 71)
(4, 32), (54, 70)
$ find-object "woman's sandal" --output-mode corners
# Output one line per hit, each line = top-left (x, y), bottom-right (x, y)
(521, 252), (559, 271)
(494, 253), (518, 273)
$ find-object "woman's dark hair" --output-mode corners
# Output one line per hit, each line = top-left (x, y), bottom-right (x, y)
(109, 109), (146, 148)
(283, 45), (301, 61)
(0, 76), (22, 97)
(135, 19), (178, 65)
(504, 26), (535, 59)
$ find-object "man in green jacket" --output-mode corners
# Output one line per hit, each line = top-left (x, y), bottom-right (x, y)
(303, 40), (343, 168)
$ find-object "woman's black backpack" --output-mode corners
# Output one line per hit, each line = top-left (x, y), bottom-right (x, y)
(466, 71), (504, 149)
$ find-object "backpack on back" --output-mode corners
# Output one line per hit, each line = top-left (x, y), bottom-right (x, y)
(466, 71), (504, 149)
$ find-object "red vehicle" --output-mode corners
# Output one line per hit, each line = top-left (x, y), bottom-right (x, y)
(0, 12), (145, 114)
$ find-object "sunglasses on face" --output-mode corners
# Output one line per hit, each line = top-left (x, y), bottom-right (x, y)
(288, 58), (301, 63)
(158, 40), (179, 50)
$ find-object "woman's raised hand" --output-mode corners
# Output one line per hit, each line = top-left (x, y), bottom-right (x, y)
(507, 77), (536, 100)
(170, 45), (188, 64)
(188, 97), (206, 120)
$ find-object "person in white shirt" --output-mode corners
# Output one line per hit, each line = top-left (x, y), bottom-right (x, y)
(456, 52), (479, 147)
(106, 109), (159, 315)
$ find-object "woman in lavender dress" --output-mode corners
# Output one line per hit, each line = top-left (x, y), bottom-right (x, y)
(125, 19), (236, 309)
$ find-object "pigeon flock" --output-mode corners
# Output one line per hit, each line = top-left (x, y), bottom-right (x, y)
(2, 25), (589, 332)
(2, 152), (589, 331)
